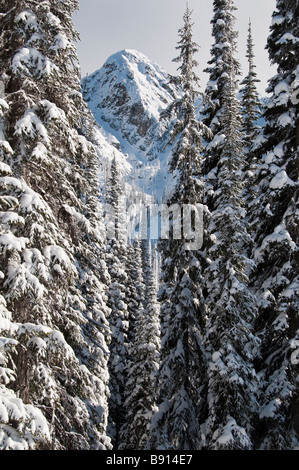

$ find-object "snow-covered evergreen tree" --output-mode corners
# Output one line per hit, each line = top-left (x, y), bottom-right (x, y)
(202, 57), (260, 450)
(104, 156), (129, 448)
(0, 0), (111, 449)
(0, 290), (50, 449)
(0, 99), (51, 448)
(119, 240), (160, 450)
(202, 0), (241, 207)
(125, 240), (144, 343)
(240, 20), (262, 149)
(149, 6), (210, 450)
(239, 20), (262, 209)
(248, 0), (299, 450)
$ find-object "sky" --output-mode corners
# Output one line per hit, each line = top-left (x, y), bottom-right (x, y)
(73, 0), (277, 96)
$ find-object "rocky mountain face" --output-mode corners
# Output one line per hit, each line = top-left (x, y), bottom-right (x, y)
(82, 49), (180, 201)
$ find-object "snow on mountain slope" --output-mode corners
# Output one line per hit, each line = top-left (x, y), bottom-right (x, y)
(82, 49), (180, 201)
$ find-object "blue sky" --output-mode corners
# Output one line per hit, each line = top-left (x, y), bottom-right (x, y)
(73, 0), (277, 95)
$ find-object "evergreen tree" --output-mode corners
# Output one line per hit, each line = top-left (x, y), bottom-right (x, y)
(203, 59), (260, 450)
(201, 0), (241, 207)
(125, 240), (144, 344)
(119, 240), (160, 450)
(0, 287), (50, 449)
(240, 20), (262, 149)
(0, 0), (111, 449)
(239, 21), (262, 211)
(149, 6), (210, 450)
(0, 79), (51, 450)
(104, 156), (129, 448)
(248, 0), (299, 449)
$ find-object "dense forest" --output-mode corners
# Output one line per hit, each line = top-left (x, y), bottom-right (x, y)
(0, 0), (298, 451)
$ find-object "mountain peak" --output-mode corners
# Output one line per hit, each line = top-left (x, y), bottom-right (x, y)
(82, 50), (180, 201)
(82, 49), (177, 157)
(105, 49), (153, 66)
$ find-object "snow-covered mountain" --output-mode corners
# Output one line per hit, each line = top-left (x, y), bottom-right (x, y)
(82, 49), (180, 201)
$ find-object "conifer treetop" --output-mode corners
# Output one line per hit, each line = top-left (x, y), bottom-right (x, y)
(202, 0), (241, 131)
(160, 5), (211, 204)
(239, 19), (261, 145)
(172, 4), (200, 98)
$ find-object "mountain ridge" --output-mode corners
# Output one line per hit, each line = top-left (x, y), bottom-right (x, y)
(82, 49), (181, 201)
